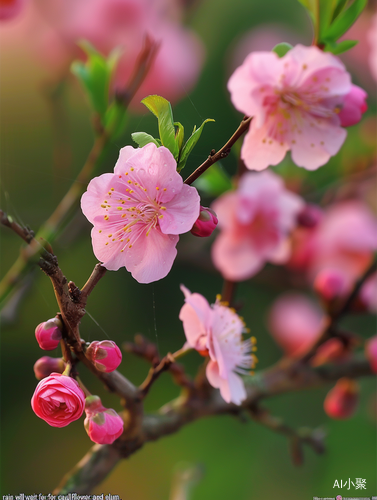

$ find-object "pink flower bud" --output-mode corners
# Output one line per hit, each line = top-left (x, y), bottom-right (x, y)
(33, 356), (66, 380)
(35, 318), (63, 350)
(365, 336), (377, 373)
(339, 84), (368, 127)
(31, 373), (85, 427)
(191, 206), (218, 237)
(324, 378), (359, 420)
(297, 204), (323, 228)
(86, 340), (122, 373)
(84, 395), (124, 445)
(314, 269), (349, 302)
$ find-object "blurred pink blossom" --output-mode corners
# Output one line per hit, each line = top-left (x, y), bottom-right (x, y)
(18, 0), (204, 109)
(289, 200), (377, 288)
(211, 171), (303, 281)
(179, 285), (255, 405)
(360, 272), (377, 313)
(268, 293), (323, 357)
(228, 44), (367, 171)
(338, 84), (367, 127)
(0, 0), (25, 21)
(84, 395), (124, 444)
(81, 143), (200, 284)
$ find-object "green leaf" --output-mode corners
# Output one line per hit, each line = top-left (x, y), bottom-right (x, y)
(131, 132), (160, 148)
(272, 43), (293, 58)
(71, 41), (121, 121)
(193, 163), (232, 197)
(331, 0), (349, 22)
(174, 122), (185, 152)
(177, 119), (215, 172)
(324, 0), (367, 41)
(318, 0), (337, 40)
(141, 95), (179, 159)
(324, 38), (358, 54)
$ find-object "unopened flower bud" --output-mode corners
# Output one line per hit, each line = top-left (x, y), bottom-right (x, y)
(35, 318), (63, 350)
(314, 269), (349, 302)
(33, 356), (66, 380)
(338, 84), (368, 127)
(324, 378), (359, 420)
(84, 395), (124, 444)
(191, 206), (218, 237)
(86, 340), (122, 373)
(297, 204), (323, 228)
(365, 336), (377, 373)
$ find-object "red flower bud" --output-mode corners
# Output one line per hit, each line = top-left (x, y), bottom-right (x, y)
(365, 335), (377, 373)
(191, 206), (218, 237)
(86, 340), (122, 373)
(297, 204), (323, 228)
(324, 378), (359, 420)
(33, 356), (66, 380)
(35, 318), (63, 350)
(84, 395), (124, 444)
(314, 269), (349, 302)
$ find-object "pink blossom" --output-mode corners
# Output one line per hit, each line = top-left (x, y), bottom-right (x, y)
(86, 340), (122, 373)
(324, 378), (359, 420)
(179, 285), (255, 405)
(81, 143), (200, 283)
(0, 0), (25, 21)
(289, 201), (377, 288)
(191, 206), (218, 237)
(365, 335), (377, 373)
(35, 317), (63, 350)
(31, 373), (85, 427)
(211, 171), (303, 281)
(33, 356), (66, 380)
(268, 293), (323, 357)
(84, 395), (124, 444)
(228, 44), (367, 171)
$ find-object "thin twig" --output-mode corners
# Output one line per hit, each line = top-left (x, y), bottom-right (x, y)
(183, 116), (252, 186)
(81, 263), (107, 300)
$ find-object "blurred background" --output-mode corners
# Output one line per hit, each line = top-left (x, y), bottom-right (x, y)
(0, 0), (376, 498)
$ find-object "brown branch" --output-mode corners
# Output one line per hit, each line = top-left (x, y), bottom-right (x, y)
(80, 263), (107, 300)
(55, 353), (373, 493)
(300, 258), (377, 363)
(139, 353), (176, 398)
(183, 116), (252, 186)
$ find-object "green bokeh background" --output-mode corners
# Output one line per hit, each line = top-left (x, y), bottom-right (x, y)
(1, 0), (376, 498)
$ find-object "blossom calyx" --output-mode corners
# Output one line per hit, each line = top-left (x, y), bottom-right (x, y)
(33, 356), (66, 380)
(31, 373), (85, 427)
(84, 395), (124, 445)
(35, 317), (63, 350)
(86, 340), (122, 373)
(191, 206), (218, 237)
(324, 378), (359, 420)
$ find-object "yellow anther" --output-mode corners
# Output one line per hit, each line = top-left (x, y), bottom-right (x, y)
(158, 215), (164, 219)
(110, 188), (114, 191)
(129, 244), (132, 248)
(99, 230), (102, 233)
(105, 242), (109, 245)
(112, 238), (115, 241)
(121, 239), (124, 242)
(156, 186), (160, 190)
(104, 215), (109, 220)
(251, 336), (257, 344)
(161, 206), (167, 211)
(302, 64), (307, 70)
(125, 172), (128, 175)
(130, 167), (134, 171)
(216, 294), (222, 301)
(121, 249), (124, 252)
(128, 180), (132, 184)
(117, 207), (123, 211)
(101, 204), (106, 208)
(252, 346), (258, 352)
(108, 234), (112, 237)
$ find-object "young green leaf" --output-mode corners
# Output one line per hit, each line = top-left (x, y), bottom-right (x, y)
(177, 119), (215, 172)
(331, 0), (349, 22)
(141, 95), (179, 159)
(324, 0), (366, 41)
(272, 43), (293, 58)
(324, 39), (358, 54)
(174, 122), (185, 152)
(131, 132), (160, 148)
(71, 41), (121, 121)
